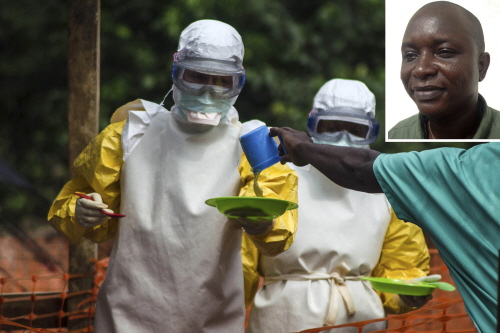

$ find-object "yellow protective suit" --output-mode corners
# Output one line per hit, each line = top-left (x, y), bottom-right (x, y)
(242, 200), (430, 315)
(47, 121), (125, 244)
(370, 212), (430, 313)
(48, 103), (298, 254)
(48, 99), (299, 332)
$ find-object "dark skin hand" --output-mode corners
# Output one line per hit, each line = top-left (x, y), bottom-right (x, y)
(270, 127), (383, 193)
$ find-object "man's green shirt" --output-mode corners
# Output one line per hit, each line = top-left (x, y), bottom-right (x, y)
(373, 143), (500, 332)
(389, 95), (500, 139)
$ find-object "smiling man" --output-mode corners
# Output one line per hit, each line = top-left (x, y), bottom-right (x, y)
(388, 1), (500, 139)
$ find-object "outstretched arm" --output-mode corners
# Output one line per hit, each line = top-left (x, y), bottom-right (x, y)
(270, 127), (383, 193)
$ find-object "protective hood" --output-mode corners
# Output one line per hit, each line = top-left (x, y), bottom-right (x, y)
(176, 19), (244, 70)
(313, 78), (375, 116)
(309, 79), (378, 147)
(172, 20), (244, 125)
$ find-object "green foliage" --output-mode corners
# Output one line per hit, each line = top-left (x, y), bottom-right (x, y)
(0, 0), (68, 224)
(0, 0), (474, 225)
(97, 0), (386, 132)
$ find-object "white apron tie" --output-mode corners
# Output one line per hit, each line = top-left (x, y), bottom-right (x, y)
(264, 262), (358, 326)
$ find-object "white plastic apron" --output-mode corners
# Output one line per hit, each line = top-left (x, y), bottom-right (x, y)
(95, 103), (245, 333)
(247, 164), (391, 333)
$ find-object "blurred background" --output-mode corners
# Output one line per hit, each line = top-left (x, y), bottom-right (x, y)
(0, 0), (475, 276)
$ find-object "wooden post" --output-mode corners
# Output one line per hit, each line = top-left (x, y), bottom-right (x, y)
(67, 0), (100, 330)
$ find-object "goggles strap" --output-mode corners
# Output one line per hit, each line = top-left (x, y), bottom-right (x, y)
(160, 87), (173, 107)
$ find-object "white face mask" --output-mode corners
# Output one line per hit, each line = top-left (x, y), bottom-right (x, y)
(174, 89), (232, 126)
(312, 135), (369, 149)
(186, 110), (222, 125)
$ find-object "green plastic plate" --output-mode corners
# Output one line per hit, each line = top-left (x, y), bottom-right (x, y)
(361, 277), (437, 296)
(205, 196), (298, 220)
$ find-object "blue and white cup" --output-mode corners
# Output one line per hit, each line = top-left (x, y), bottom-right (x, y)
(240, 124), (284, 174)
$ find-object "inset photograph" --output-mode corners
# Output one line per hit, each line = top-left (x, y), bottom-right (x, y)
(386, 0), (500, 140)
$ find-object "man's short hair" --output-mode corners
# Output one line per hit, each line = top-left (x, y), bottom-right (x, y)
(422, 1), (485, 53)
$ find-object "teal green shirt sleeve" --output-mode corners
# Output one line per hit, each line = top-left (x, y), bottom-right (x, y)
(372, 143), (500, 333)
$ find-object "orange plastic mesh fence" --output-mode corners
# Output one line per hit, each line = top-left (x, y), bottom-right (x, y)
(0, 251), (477, 333)
(291, 300), (476, 333)
(0, 258), (108, 333)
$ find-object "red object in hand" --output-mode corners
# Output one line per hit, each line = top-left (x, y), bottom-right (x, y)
(74, 192), (126, 218)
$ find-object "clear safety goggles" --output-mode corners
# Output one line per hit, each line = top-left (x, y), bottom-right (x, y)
(307, 108), (379, 145)
(172, 55), (246, 100)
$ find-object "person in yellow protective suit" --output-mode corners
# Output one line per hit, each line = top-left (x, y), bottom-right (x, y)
(244, 79), (430, 333)
(48, 20), (298, 333)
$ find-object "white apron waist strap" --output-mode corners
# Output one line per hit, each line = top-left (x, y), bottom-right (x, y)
(263, 262), (358, 326)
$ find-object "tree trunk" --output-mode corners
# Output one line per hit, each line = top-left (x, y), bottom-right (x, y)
(67, 0), (100, 330)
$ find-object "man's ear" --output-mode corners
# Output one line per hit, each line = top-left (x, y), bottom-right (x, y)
(478, 52), (490, 82)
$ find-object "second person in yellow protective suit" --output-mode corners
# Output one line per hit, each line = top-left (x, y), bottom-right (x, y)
(244, 79), (431, 333)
